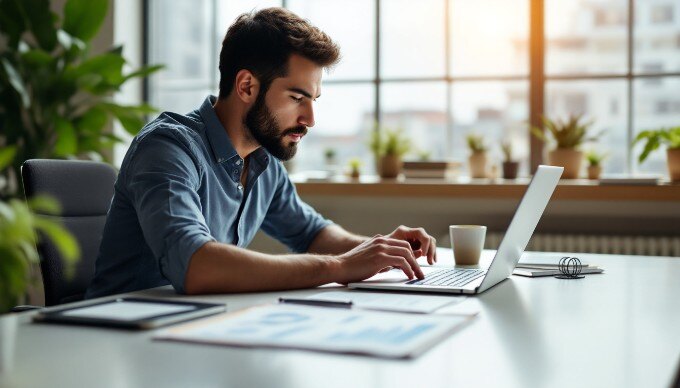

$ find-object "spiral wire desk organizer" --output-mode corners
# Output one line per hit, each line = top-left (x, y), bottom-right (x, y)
(554, 257), (585, 279)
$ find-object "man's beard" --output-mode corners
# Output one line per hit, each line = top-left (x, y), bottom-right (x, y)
(244, 92), (307, 161)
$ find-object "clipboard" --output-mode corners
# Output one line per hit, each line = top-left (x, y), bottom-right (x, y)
(32, 297), (226, 330)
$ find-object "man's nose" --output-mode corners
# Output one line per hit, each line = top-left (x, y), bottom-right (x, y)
(299, 102), (315, 128)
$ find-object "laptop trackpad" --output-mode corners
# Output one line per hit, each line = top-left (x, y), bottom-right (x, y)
(362, 267), (441, 283)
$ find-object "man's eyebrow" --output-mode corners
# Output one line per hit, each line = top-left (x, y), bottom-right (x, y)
(288, 87), (321, 100)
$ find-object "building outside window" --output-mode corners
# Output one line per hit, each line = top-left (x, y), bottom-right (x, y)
(146, 0), (680, 177)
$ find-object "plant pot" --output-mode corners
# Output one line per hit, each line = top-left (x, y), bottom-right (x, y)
(350, 169), (360, 179)
(587, 165), (602, 180)
(548, 148), (583, 179)
(379, 155), (402, 178)
(502, 161), (519, 179)
(668, 148), (680, 182)
(468, 152), (488, 178)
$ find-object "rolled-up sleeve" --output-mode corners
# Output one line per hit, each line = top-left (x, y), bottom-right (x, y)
(124, 130), (215, 293)
(260, 165), (332, 253)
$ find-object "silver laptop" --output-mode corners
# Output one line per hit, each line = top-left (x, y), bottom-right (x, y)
(349, 165), (564, 295)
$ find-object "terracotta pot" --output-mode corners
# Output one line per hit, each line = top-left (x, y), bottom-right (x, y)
(468, 152), (488, 178)
(587, 165), (602, 180)
(502, 161), (519, 179)
(350, 168), (360, 179)
(379, 155), (402, 178)
(668, 148), (680, 182)
(548, 148), (583, 179)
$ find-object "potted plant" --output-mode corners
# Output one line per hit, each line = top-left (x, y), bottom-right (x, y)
(585, 150), (607, 180)
(501, 140), (519, 179)
(368, 126), (410, 178)
(0, 149), (79, 313)
(466, 133), (488, 178)
(634, 126), (680, 182)
(348, 158), (362, 179)
(323, 148), (337, 167)
(0, 0), (163, 198)
(531, 114), (602, 179)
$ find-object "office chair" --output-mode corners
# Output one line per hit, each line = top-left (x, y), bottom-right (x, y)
(20, 159), (117, 307)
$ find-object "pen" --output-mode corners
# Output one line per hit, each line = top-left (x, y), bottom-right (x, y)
(278, 297), (353, 309)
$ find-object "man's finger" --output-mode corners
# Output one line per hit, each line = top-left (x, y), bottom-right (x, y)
(387, 256), (415, 279)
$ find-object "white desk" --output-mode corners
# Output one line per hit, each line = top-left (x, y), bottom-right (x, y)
(1, 250), (679, 388)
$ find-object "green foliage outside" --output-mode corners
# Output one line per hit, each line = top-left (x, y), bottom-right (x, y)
(531, 114), (602, 149)
(633, 126), (680, 163)
(0, 0), (163, 198)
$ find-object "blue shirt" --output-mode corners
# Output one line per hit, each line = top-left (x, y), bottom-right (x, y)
(85, 96), (332, 298)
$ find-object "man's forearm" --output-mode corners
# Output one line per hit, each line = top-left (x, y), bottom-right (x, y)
(307, 224), (367, 255)
(184, 241), (339, 294)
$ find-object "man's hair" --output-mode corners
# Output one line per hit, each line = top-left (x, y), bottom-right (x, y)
(218, 8), (341, 99)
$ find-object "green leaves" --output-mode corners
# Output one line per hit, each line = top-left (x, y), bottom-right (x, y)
(0, 146), (17, 170)
(0, 0), (163, 199)
(531, 114), (600, 149)
(63, 0), (109, 42)
(54, 117), (78, 156)
(0, 196), (79, 312)
(634, 126), (680, 163)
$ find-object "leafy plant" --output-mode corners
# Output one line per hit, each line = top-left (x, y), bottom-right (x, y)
(585, 150), (608, 167)
(368, 125), (411, 157)
(633, 126), (680, 163)
(501, 140), (513, 162)
(0, 0), (163, 198)
(323, 148), (336, 160)
(531, 114), (601, 149)
(348, 157), (362, 170)
(0, 156), (79, 313)
(466, 134), (487, 153)
(416, 149), (432, 161)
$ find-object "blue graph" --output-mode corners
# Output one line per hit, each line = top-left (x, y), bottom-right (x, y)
(327, 323), (436, 345)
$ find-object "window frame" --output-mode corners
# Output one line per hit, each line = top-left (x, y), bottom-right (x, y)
(143, 0), (680, 175)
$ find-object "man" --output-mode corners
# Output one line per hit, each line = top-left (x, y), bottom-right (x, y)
(85, 8), (437, 298)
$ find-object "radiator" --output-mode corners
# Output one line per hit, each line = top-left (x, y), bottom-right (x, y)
(484, 232), (680, 257)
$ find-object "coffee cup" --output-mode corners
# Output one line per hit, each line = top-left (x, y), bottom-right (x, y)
(449, 225), (487, 265)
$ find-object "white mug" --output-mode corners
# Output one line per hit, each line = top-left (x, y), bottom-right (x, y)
(449, 225), (487, 265)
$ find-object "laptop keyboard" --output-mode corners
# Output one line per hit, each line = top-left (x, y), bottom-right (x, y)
(406, 268), (486, 287)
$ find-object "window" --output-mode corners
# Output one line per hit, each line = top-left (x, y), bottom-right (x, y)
(145, 0), (680, 177)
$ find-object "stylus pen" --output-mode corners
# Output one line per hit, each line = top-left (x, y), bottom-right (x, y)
(278, 297), (353, 309)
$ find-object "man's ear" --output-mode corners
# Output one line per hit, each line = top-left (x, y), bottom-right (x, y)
(234, 69), (260, 104)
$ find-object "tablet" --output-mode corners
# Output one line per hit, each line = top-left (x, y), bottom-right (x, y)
(33, 297), (227, 330)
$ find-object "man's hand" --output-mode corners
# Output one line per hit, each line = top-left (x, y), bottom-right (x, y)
(332, 234), (425, 284)
(386, 225), (437, 265)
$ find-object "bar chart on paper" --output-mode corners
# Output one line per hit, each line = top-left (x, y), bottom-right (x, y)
(155, 304), (473, 358)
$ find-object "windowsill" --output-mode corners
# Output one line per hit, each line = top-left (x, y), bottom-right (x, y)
(290, 174), (680, 201)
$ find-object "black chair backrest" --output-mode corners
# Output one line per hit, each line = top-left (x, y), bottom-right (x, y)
(21, 159), (116, 306)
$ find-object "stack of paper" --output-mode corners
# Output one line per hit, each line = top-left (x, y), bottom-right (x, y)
(154, 304), (473, 359)
(513, 257), (603, 277)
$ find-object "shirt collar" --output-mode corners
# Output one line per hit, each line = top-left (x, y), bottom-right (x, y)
(199, 95), (239, 164)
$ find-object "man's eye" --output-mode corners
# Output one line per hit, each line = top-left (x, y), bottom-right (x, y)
(290, 96), (303, 103)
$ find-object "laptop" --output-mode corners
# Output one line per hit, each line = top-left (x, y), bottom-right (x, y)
(349, 165), (564, 295)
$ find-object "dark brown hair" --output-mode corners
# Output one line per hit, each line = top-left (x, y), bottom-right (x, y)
(218, 7), (341, 99)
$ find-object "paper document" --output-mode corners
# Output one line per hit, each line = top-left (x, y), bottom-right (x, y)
(305, 291), (465, 314)
(154, 304), (473, 359)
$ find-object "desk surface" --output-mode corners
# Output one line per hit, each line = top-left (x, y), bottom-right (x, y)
(1, 250), (679, 388)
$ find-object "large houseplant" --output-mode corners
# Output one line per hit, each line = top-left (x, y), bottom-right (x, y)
(0, 0), (162, 198)
(0, 148), (79, 313)
(531, 115), (602, 179)
(634, 126), (680, 182)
